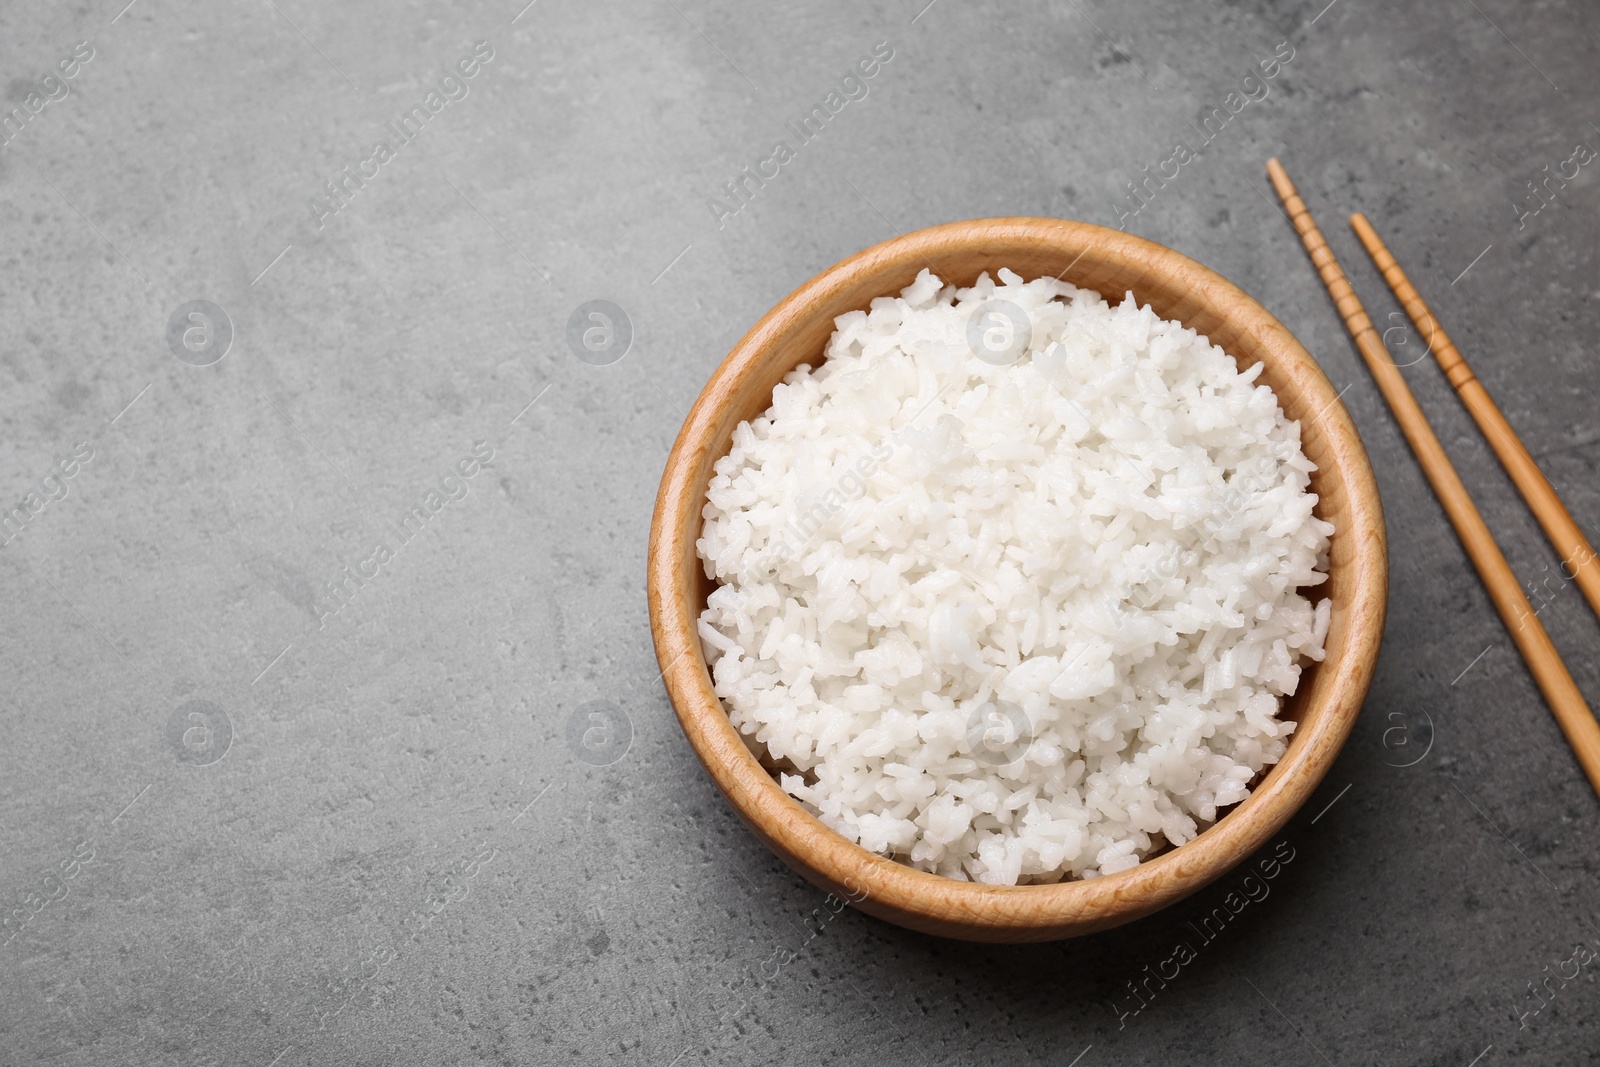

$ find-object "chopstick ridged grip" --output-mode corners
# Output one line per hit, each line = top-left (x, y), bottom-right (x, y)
(1349, 212), (1600, 623)
(1272, 173), (1376, 337)
(1347, 219), (1477, 389)
(1266, 158), (1600, 801)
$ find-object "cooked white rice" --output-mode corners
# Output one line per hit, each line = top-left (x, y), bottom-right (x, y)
(696, 268), (1333, 885)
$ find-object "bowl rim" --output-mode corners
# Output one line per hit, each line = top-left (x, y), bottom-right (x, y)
(648, 216), (1387, 940)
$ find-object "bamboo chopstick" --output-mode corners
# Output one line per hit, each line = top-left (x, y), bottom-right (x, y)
(1348, 212), (1600, 624)
(1265, 157), (1600, 799)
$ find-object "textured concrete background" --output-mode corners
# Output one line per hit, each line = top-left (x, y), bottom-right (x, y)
(1, 0), (1597, 1063)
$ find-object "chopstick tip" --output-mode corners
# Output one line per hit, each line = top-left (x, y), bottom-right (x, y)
(1350, 212), (1382, 252)
(1264, 157), (1293, 199)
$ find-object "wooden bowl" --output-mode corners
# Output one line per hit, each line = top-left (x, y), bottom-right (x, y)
(648, 217), (1387, 942)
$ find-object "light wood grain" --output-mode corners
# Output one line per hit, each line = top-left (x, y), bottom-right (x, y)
(1266, 159), (1600, 801)
(647, 216), (1388, 941)
(1349, 212), (1600, 622)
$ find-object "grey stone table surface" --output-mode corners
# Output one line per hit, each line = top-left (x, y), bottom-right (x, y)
(2, 0), (1597, 1063)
